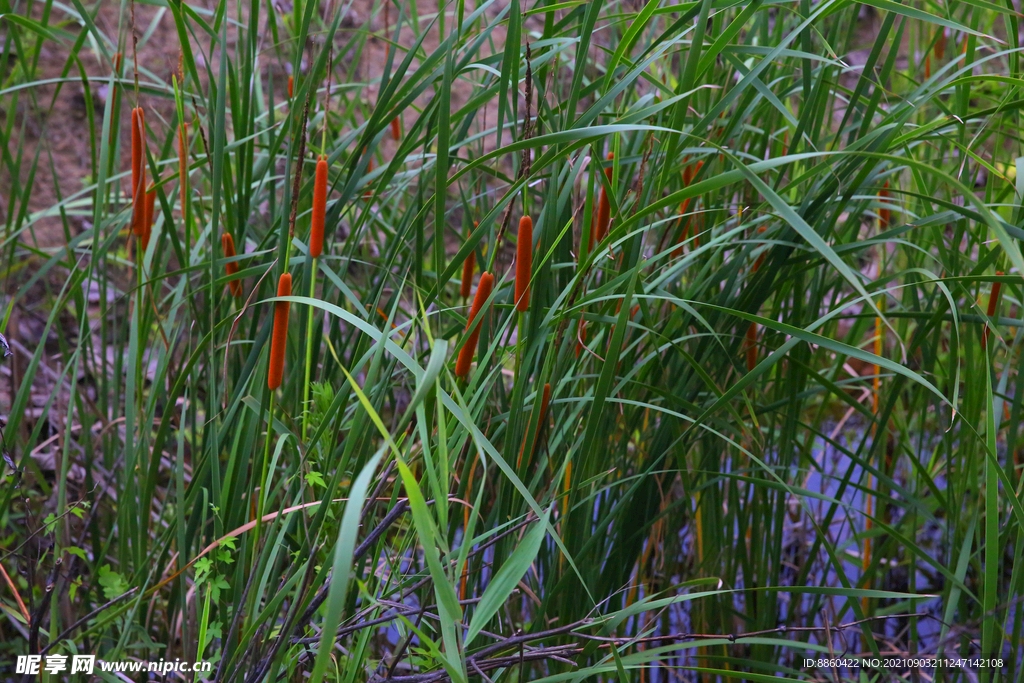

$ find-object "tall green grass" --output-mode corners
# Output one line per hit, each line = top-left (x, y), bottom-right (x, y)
(1, 0), (1022, 680)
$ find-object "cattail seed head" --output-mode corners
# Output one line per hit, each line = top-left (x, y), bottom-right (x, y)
(391, 116), (401, 141)
(141, 183), (156, 251)
(222, 233), (241, 297)
(745, 322), (758, 372)
(461, 253), (476, 299)
(310, 155), (328, 258)
(131, 107), (146, 236)
(268, 273), (292, 390)
(455, 272), (493, 377)
(935, 29), (946, 60)
(515, 216), (532, 312)
(288, 74), (294, 99)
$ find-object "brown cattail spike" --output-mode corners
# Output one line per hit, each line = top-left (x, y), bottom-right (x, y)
(391, 117), (401, 141)
(518, 383), (551, 468)
(935, 29), (946, 60)
(983, 272), (1004, 348)
(461, 222), (478, 299)
(745, 322), (758, 372)
(592, 152), (614, 248)
(141, 183), (156, 252)
(131, 107), (146, 236)
(515, 216), (532, 312)
(455, 272), (494, 377)
(223, 233), (242, 297)
(288, 74), (294, 99)
(310, 155), (328, 258)
(268, 273), (292, 389)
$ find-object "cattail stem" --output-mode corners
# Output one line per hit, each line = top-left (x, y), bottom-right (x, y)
(254, 391), (276, 548)
(302, 259), (319, 443)
(461, 221), (478, 299)
(110, 53), (122, 139)
(179, 123), (190, 255)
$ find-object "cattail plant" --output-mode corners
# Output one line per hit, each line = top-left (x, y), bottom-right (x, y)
(592, 152), (614, 249)
(268, 273), (292, 390)
(178, 123), (189, 191)
(310, 155), (328, 258)
(461, 222), (477, 299)
(935, 28), (946, 59)
(131, 107), (146, 237)
(455, 272), (493, 377)
(288, 74), (294, 99)
(744, 324), (757, 372)
(518, 383), (551, 468)
(515, 216), (532, 312)
(391, 116), (401, 141)
(878, 181), (891, 229)
(141, 183), (156, 252)
(110, 53), (122, 138)
(983, 272), (1003, 348)
(222, 233), (242, 297)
